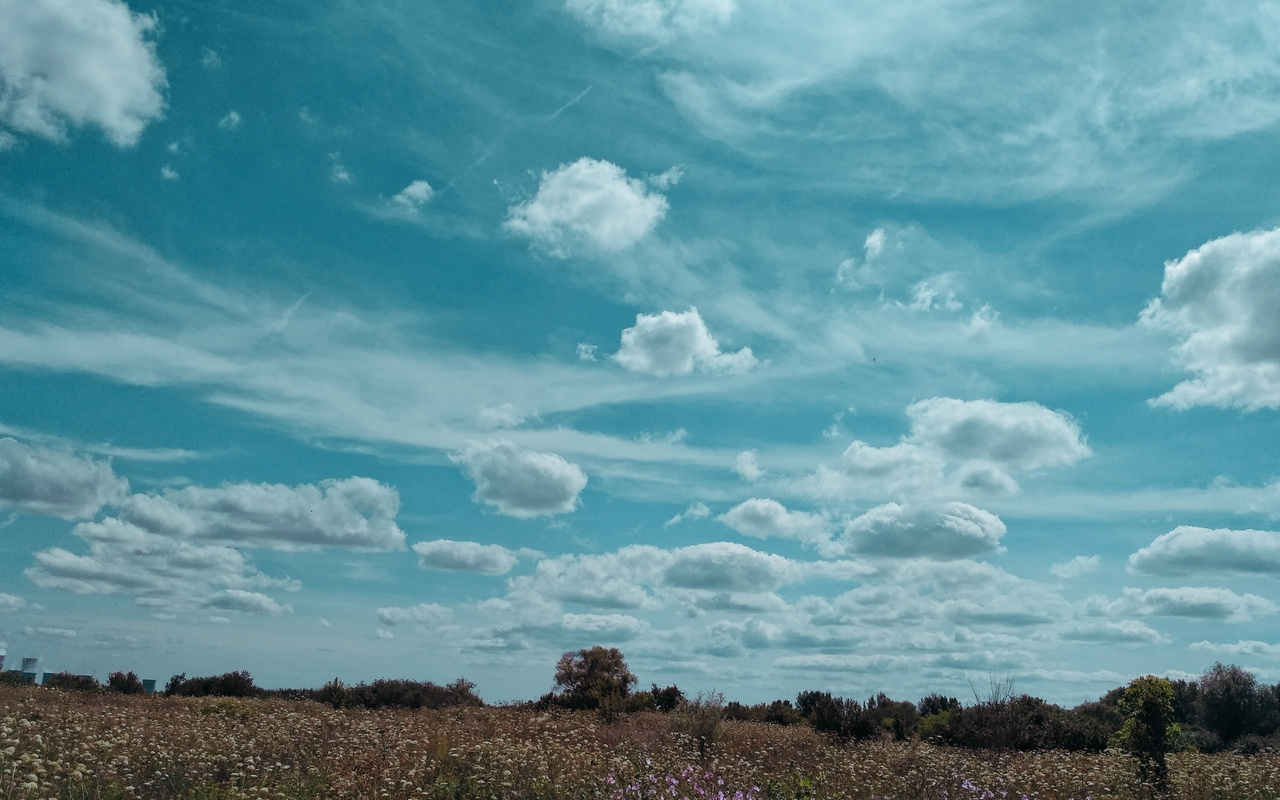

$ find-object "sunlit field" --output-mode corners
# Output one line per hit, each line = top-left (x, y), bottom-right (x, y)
(2, 687), (1278, 800)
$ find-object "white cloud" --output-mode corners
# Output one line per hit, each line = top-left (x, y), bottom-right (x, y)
(205, 589), (292, 616)
(476, 403), (529, 430)
(201, 48), (220, 69)
(664, 500), (710, 527)
(1128, 526), (1280, 576)
(1095, 586), (1278, 623)
(0, 438), (128, 519)
(576, 342), (598, 361)
(1050, 555), (1101, 579)
(0, 593), (24, 612)
(718, 498), (825, 541)
(328, 152), (351, 183)
(732, 449), (763, 481)
(1190, 639), (1280, 656)
(160, 164), (179, 181)
(26, 517), (295, 606)
(614, 307), (756, 376)
(1061, 620), (1168, 646)
(390, 179), (434, 211)
(207, 616), (231, 625)
(117, 477), (406, 551)
(375, 602), (451, 627)
(836, 501), (1006, 560)
(505, 546), (666, 610)
(820, 398), (1089, 500)
(451, 439), (587, 518)
(412, 540), (520, 575)
(564, 0), (734, 43)
(504, 157), (668, 256)
(375, 628), (394, 639)
(0, 0), (166, 146)
(663, 541), (804, 593)
(906, 397), (1090, 473)
(1143, 227), (1280, 410)
(217, 110), (241, 130)
(24, 626), (76, 639)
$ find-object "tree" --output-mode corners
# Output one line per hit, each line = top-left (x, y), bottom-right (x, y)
(1198, 663), (1260, 745)
(1111, 675), (1180, 790)
(107, 671), (146, 694)
(553, 646), (636, 709)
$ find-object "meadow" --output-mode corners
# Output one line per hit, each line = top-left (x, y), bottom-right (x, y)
(2, 685), (1278, 800)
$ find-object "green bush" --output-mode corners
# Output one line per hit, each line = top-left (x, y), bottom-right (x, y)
(44, 672), (100, 692)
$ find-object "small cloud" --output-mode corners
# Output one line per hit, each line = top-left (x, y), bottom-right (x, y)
(318, 617), (331, 627)
(23, 625), (76, 638)
(201, 48), (221, 69)
(837, 502), (1006, 560)
(375, 627), (394, 640)
(0, 593), (26, 612)
(0, 438), (129, 519)
(477, 403), (529, 430)
(1050, 555), (1101, 579)
(160, 165), (179, 181)
(207, 615), (231, 624)
(664, 501), (711, 527)
(576, 343), (598, 361)
(648, 166), (683, 189)
(732, 450), (763, 481)
(864, 228), (887, 259)
(504, 157), (668, 256)
(412, 540), (521, 575)
(375, 602), (451, 627)
(329, 152), (351, 184)
(217, 110), (241, 130)
(1128, 526), (1280, 577)
(719, 498), (826, 542)
(389, 179), (434, 211)
(451, 439), (587, 519)
(614, 307), (756, 376)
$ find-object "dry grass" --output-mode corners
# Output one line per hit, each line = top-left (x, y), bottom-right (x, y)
(1, 686), (1277, 800)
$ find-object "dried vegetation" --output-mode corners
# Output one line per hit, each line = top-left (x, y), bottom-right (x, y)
(1, 685), (1277, 800)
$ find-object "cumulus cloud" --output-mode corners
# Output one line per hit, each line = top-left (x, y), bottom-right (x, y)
(390, 179), (434, 212)
(1128, 526), (1280, 577)
(1050, 555), (1101, 579)
(822, 398), (1089, 499)
(837, 502), (1006, 560)
(1095, 586), (1278, 623)
(719, 498), (826, 541)
(0, 0), (166, 146)
(0, 593), (24, 612)
(1061, 620), (1169, 646)
(732, 449), (763, 481)
(375, 602), (451, 627)
(614, 308), (756, 376)
(504, 157), (668, 256)
(412, 539), (520, 575)
(564, 0), (734, 42)
(451, 439), (587, 518)
(25, 517), (295, 606)
(217, 110), (241, 130)
(1143, 228), (1280, 410)
(1190, 639), (1280, 656)
(117, 477), (406, 551)
(0, 438), (128, 519)
(662, 541), (803, 593)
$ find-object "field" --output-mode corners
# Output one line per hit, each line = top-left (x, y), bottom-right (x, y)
(2, 686), (1278, 800)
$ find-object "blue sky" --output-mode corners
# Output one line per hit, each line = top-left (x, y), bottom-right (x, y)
(3, 0), (1280, 706)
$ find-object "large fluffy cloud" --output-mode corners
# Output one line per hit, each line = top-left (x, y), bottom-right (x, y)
(823, 398), (1089, 499)
(1128, 526), (1280, 576)
(0, 438), (128, 519)
(412, 539), (520, 575)
(836, 502), (1006, 560)
(1143, 228), (1280, 410)
(564, 0), (734, 42)
(614, 308), (756, 376)
(0, 0), (166, 146)
(25, 517), (295, 611)
(504, 157), (668, 255)
(116, 477), (406, 551)
(663, 541), (804, 592)
(451, 439), (587, 518)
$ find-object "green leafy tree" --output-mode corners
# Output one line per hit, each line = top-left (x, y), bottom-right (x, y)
(553, 646), (636, 710)
(1110, 675), (1181, 790)
(1197, 662), (1260, 745)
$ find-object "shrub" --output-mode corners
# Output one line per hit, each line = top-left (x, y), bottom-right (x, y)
(1198, 662), (1261, 745)
(44, 672), (100, 692)
(795, 690), (876, 740)
(1110, 675), (1180, 788)
(107, 671), (146, 694)
(0, 671), (34, 686)
(165, 670), (260, 698)
(551, 647), (637, 711)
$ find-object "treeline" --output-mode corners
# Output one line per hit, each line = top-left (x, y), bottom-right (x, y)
(18, 651), (1280, 755)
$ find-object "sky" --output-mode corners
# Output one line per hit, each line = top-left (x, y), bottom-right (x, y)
(2, 0), (1280, 707)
